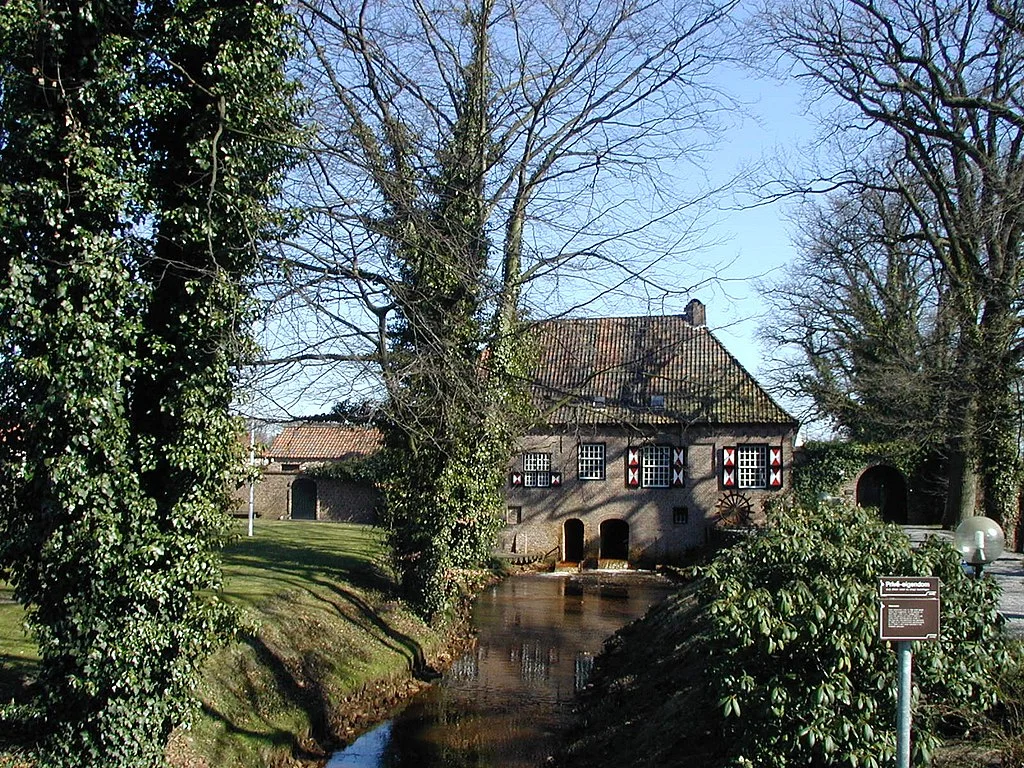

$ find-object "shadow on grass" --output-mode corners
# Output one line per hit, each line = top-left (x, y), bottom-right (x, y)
(222, 537), (434, 675)
(199, 634), (333, 763)
(199, 622), (423, 763)
(222, 539), (394, 597)
(0, 657), (40, 755)
(0, 656), (37, 703)
(308, 576), (435, 678)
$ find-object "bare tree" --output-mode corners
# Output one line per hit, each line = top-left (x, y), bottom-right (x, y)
(253, 0), (739, 411)
(763, 174), (952, 445)
(758, 0), (1024, 542)
(249, 0), (740, 613)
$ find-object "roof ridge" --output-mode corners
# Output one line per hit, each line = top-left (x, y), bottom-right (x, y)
(535, 313), (691, 324)
(528, 314), (798, 427)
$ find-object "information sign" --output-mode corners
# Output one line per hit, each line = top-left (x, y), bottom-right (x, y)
(878, 577), (940, 641)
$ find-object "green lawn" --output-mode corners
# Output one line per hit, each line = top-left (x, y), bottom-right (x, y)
(0, 521), (458, 768)
(0, 522), (395, 687)
(219, 519), (395, 608)
(0, 582), (37, 703)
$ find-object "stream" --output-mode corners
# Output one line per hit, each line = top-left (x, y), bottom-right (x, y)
(326, 571), (675, 768)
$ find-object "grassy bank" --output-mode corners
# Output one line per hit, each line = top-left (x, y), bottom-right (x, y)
(0, 521), (476, 768)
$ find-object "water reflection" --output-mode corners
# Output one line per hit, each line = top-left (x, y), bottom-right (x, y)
(327, 573), (673, 768)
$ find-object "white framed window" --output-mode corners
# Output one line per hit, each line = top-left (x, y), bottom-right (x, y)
(642, 445), (671, 488)
(523, 452), (552, 487)
(578, 443), (606, 480)
(737, 445), (768, 489)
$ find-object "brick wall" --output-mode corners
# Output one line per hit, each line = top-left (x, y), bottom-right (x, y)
(503, 424), (796, 564)
(231, 462), (379, 523)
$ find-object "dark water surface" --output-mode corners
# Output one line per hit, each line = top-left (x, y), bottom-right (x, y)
(326, 572), (674, 768)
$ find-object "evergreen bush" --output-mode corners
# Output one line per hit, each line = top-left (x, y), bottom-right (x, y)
(699, 501), (1009, 767)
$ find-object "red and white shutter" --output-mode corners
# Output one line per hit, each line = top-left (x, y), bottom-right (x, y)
(769, 447), (783, 488)
(626, 448), (641, 488)
(721, 446), (736, 488)
(510, 471), (523, 487)
(550, 471), (562, 487)
(672, 447), (686, 487)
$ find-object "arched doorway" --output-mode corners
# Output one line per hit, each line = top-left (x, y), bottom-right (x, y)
(291, 478), (318, 520)
(563, 519), (585, 562)
(599, 519), (629, 561)
(856, 465), (908, 524)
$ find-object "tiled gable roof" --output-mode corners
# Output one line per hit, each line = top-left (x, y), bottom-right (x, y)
(269, 423), (382, 461)
(529, 314), (797, 426)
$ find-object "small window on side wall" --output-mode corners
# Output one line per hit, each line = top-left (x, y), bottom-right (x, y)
(673, 506), (689, 525)
(281, 463), (300, 472)
(506, 506), (522, 525)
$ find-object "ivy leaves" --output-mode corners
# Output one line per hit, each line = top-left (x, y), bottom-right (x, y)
(0, 1), (300, 765)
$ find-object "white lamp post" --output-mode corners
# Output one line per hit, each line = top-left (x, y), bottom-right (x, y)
(954, 516), (1005, 578)
(248, 424), (256, 538)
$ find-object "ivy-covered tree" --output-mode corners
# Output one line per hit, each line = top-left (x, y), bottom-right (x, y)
(0, 1), (299, 765)
(376, 4), (519, 614)
(260, 0), (739, 617)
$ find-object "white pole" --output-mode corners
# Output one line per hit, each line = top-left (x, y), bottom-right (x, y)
(896, 641), (912, 768)
(247, 425), (255, 537)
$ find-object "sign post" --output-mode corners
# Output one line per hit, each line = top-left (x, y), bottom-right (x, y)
(879, 577), (940, 768)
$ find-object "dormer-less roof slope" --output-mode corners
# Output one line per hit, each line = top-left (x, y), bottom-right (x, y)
(269, 423), (382, 461)
(529, 313), (797, 427)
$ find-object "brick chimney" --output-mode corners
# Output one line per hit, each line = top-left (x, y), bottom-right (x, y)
(684, 298), (706, 327)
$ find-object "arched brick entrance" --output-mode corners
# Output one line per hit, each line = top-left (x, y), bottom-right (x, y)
(856, 465), (908, 524)
(563, 518), (585, 562)
(599, 519), (629, 560)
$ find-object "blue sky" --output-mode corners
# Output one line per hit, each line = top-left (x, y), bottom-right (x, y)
(668, 65), (816, 402)
(248, 64), (820, 423)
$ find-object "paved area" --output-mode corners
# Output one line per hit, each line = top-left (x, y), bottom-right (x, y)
(985, 553), (1024, 633)
(905, 526), (1024, 635)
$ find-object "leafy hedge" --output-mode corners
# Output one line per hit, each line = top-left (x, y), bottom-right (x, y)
(305, 454), (385, 486)
(791, 440), (922, 507)
(699, 501), (1009, 767)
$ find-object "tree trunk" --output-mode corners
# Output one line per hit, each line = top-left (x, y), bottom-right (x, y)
(942, 443), (979, 529)
(942, 343), (979, 529)
(976, 302), (1023, 549)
